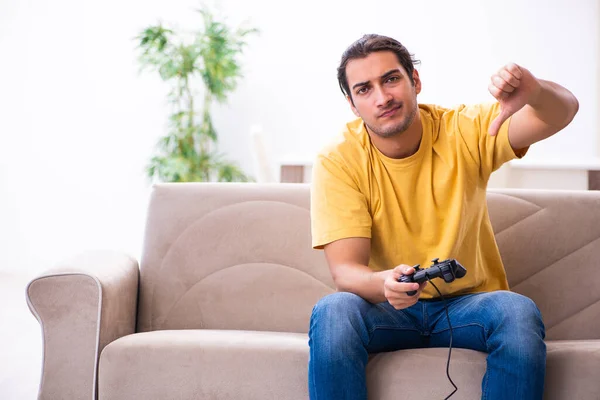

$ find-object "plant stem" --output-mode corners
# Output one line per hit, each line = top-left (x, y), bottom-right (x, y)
(184, 75), (195, 157)
(202, 90), (212, 180)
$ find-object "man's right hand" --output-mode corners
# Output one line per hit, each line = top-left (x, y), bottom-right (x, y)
(324, 238), (427, 306)
(383, 265), (427, 310)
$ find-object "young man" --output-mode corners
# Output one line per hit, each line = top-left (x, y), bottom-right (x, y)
(309, 34), (579, 399)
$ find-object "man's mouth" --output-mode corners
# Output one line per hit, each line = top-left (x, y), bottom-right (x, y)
(379, 104), (402, 118)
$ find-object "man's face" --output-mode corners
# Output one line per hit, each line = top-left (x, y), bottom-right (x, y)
(345, 51), (421, 138)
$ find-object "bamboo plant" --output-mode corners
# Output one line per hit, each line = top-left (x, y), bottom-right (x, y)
(136, 7), (257, 182)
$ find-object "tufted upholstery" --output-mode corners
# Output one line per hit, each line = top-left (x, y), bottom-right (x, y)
(488, 190), (600, 340)
(27, 183), (600, 400)
(136, 183), (334, 334)
(136, 184), (600, 340)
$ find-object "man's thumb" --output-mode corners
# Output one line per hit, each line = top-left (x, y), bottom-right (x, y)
(395, 264), (413, 275)
(488, 109), (511, 136)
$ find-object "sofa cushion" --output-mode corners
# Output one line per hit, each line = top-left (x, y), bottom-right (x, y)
(487, 190), (600, 341)
(544, 340), (600, 400)
(368, 339), (600, 400)
(99, 330), (310, 400)
(99, 330), (600, 400)
(136, 184), (334, 334)
(98, 330), (487, 399)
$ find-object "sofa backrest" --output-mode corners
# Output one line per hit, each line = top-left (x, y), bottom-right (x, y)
(136, 183), (334, 334)
(486, 189), (600, 340)
(137, 183), (600, 340)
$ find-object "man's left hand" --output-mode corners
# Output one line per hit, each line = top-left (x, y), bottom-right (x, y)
(488, 63), (542, 136)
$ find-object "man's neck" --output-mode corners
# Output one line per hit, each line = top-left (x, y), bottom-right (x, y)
(367, 112), (423, 159)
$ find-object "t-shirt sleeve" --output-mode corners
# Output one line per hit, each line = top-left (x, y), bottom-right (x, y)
(310, 153), (372, 249)
(457, 102), (529, 182)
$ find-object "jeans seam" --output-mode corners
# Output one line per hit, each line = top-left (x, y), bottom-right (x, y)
(367, 304), (423, 345)
(429, 322), (489, 336)
(367, 325), (422, 345)
(369, 325), (422, 333)
(374, 304), (422, 328)
(482, 366), (490, 400)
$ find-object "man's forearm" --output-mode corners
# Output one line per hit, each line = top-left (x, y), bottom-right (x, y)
(331, 263), (391, 304)
(527, 79), (579, 131)
(508, 78), (579, 149)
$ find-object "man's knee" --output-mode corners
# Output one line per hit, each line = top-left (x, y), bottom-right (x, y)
(487, 291), (545, 333)
(482, 291), (546, 363)
(309, 292), (370, 341)
(311, 292), (367, 320)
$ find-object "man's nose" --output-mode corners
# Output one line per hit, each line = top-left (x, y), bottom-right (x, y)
(374, 86), (393, 107)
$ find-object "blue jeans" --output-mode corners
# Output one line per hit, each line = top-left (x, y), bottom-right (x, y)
(308, 290), (546, 399)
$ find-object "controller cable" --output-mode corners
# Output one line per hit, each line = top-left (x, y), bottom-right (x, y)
(426, 277), (458, 399)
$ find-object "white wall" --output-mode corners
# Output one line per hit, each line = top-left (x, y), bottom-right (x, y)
(1, 0), (598, 274)
(215, 0), (599, 166)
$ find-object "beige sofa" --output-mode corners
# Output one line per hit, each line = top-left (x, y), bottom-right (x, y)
(27, 183), (600, 399)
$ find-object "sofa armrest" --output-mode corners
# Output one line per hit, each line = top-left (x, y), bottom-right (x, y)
(26, 250), (139, 400)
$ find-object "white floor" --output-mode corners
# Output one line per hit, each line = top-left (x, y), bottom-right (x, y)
(1, 272), (43, 400)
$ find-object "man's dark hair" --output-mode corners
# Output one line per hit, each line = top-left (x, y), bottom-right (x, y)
(337, 34), (420, 102)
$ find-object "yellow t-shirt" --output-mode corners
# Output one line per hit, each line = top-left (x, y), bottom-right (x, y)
(310, 102), (528, 299)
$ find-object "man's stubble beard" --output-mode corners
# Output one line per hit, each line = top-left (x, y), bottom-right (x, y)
(365, 102), (418, 139)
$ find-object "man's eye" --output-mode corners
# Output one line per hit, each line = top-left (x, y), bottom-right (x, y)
(356, 87), (369, 95)
(387, 76), (399, 83)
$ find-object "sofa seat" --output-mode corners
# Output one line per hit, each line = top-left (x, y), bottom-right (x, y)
(98, 329), (488, 399)
(368, 339), (600, 400)
(99, 330), (600, 400)
(99, 330), (310, 400)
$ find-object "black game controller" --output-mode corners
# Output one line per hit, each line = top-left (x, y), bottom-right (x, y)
(398, 258), (467, 296)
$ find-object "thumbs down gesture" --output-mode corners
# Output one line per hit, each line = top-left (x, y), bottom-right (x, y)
(487, 63), (542, 136)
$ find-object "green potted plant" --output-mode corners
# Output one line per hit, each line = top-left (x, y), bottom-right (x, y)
(136, 7), (257, 182)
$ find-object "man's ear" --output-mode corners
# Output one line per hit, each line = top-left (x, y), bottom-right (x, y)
(346, 95), (360, 117)
(413, 69), (422, 95)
